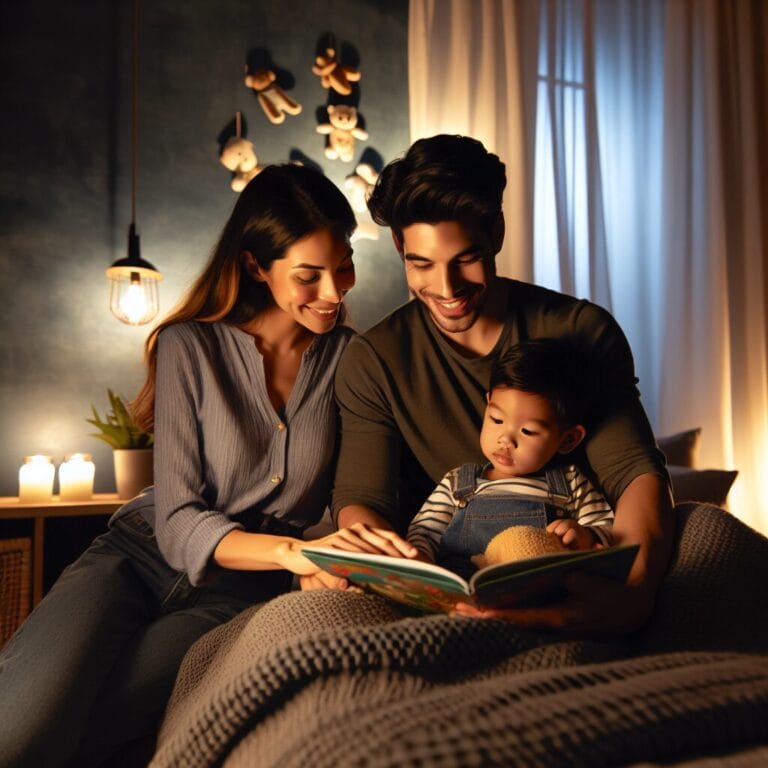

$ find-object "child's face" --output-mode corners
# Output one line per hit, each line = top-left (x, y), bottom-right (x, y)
(480, 386), (584, 480)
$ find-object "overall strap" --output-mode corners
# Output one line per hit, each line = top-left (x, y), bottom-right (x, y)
(544, 463), (571, 500)
(452, 463), (480, 504)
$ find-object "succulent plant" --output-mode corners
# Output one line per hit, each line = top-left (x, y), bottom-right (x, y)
(87, 389), (154, 450)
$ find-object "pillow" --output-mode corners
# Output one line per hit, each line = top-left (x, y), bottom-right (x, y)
(668, 465), (738, 506)
(657, 428), (702, 468)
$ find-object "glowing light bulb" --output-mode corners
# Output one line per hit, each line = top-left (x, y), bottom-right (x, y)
(119, 277), (150, 324)
(106, 224), (162, 325)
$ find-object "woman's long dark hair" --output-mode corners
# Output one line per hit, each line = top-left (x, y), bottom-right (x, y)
(131, 164), (356, 431)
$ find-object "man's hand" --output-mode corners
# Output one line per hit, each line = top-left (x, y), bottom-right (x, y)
(452, 570), (656, 636)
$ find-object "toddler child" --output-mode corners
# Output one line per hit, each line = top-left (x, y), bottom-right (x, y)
(407, 338), (614, 577)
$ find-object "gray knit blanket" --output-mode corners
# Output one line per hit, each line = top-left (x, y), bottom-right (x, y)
(151, 504), (768, 767)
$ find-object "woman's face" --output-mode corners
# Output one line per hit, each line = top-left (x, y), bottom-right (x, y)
(250, 228), (355, 334)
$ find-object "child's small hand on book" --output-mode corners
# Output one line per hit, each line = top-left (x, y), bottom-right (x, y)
(546, 519), (603, 551)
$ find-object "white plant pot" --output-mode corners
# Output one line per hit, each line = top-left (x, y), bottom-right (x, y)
(113, 448), (154, 500)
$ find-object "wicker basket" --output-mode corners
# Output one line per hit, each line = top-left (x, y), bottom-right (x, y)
(0, 537), (32, 647)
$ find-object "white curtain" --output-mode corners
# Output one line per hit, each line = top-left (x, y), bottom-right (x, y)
(408, 0), (768, 533)
(409, 0), (538, 281)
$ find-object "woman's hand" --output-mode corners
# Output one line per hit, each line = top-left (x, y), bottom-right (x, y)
(312, 523), (419, 557)
(298, 570), (349, 591)
(281, 522), (418, 581)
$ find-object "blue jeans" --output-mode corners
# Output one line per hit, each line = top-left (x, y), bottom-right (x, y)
(0, 503), (291, 768)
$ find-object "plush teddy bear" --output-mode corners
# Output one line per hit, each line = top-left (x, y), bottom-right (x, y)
(244, 67), (302, 124)
(471, 526), (566, 570)
(312, 47), (361, 95)
(344, 162), (379, 241)
(316, 105), (368, 162)
(219, 136), (262, 192)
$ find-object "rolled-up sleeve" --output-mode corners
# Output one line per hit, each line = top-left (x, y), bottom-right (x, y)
(152, 326), (241, 584)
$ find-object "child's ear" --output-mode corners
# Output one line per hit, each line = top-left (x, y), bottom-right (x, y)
(557, 424), (586, 454)
(242, 250), (267, 282)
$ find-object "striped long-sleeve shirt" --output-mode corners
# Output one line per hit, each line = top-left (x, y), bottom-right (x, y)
(407, 463), (614, 562)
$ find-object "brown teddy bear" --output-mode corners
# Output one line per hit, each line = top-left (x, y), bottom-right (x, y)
(471, 526), (567, 570)
(312, 47), (361, 95)
(244, 67), (302, 124)
(316, 105), (368, 162)
(219, 136), (262, 192)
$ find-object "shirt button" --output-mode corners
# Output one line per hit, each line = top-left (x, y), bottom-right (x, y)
(270, 475), (282, 484)
(276, 423), (285, 431)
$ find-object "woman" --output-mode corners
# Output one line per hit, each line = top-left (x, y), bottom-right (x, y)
(0, 165), (412, 768)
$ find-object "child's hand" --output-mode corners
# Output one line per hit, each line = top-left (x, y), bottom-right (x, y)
(546, 519), (600, 551)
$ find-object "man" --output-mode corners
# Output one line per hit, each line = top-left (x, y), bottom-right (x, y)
(322, 134), (674, 635)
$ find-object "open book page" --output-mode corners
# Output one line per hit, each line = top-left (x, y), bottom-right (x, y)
(469, 544), (640, 608)
(302, 548), (472, 613)
(302, 544), (640, 615)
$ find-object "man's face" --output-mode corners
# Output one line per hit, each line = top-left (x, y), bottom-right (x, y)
(399, 221), (497, 336)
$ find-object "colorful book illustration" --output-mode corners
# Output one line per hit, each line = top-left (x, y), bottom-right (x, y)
(302, 544), (640, 614)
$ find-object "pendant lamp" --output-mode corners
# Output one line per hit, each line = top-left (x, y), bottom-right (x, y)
(107, 0), (162, 325)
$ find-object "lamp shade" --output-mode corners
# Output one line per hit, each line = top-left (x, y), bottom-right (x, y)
(106, 223), (162, 325)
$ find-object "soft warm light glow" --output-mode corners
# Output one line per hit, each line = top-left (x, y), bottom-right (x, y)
(18, 455), (55, 503)
(107, 268), (160, 325)
(59, 453), (95, 502)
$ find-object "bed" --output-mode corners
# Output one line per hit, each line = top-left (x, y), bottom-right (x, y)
(149, 501), (768, 767)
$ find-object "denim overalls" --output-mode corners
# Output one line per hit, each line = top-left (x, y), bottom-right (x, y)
(437, 462), (571, 579)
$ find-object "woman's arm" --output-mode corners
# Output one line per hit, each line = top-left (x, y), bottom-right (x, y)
(214, 523), (418, 576)
(152, 326), (243, 584)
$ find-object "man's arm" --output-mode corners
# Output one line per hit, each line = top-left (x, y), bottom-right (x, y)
(330, 337), (405, 529)
(337, 504), (395, 530)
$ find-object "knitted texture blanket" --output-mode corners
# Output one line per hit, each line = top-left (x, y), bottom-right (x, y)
(151, 504), (768, 767)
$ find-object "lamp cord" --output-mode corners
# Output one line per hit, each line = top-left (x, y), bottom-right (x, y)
(131, 0), (138, 227)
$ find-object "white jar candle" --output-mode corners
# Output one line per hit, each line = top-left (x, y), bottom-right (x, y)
(59, 453), (95, 502)
(18, 455), (55, 503)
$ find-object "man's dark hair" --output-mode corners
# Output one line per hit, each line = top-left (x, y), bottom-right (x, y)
(489, 338), (588, 427)
(367, 134), (507, 242)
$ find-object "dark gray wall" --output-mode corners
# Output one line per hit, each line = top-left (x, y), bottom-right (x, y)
(0, 0), (410, 497)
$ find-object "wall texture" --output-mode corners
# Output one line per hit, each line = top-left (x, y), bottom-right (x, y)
(0, 0), (410, 496)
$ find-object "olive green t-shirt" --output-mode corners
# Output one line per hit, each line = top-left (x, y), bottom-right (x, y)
(332, 278), (667, 532)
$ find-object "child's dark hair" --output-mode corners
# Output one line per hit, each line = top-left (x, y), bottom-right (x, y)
(489, 338), (587, 427)
(367, 134), (506, 243)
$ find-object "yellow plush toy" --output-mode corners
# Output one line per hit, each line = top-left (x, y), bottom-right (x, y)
(244, 67), (302, 125)
(471, 526), (567, 570)
(316, 105), (368, 162)
(312, 47), (361, 95)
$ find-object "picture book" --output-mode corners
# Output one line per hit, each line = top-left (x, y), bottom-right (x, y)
(302, 544), (640, 614)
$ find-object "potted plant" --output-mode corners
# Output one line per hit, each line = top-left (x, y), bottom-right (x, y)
(87, 389), (154, 499)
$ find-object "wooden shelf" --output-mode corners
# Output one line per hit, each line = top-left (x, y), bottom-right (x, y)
(0, 494), (125, 605)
